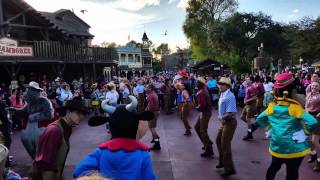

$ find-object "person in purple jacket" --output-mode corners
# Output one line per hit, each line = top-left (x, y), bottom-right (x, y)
(73, 96), (157, 180)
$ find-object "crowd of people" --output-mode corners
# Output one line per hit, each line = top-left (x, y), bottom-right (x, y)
(0, 68), (318, 180)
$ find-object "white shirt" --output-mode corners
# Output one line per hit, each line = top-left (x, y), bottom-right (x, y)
(106, 90), (119, 105)
(264, 82), (274, 92)
(60, 90), (73, 101)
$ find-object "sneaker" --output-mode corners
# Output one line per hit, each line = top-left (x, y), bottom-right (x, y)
(242, 132), (253, 141)
(308, 154), (317, 163)
(220, 170), (236, 177)
(313, 161), (320, 172)
(150, 142), (161, 151)
(184, 129), (191, 136)
(216, 163), (224, 169)
(200, 151), (214, 158)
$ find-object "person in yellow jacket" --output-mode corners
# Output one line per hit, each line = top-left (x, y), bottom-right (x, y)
(256, 73), (318, 180)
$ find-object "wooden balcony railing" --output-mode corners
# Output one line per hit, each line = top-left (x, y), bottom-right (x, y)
(0, 41), (119, 63)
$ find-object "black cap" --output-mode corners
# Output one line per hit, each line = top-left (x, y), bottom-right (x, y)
(64, 97), (89, 114)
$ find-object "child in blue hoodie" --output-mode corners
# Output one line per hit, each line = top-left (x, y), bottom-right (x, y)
(73, 96), (157, 180)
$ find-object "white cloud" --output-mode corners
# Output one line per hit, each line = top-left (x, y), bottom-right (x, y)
(288, 8), (300, 19)
(177, 0), (188, 9)
(293, 9), (300, 14)
(168, 0), (178, 4)
(110, 0), (161, 11)
(25, 0), (159, 45)
(167, 0), (188, 9)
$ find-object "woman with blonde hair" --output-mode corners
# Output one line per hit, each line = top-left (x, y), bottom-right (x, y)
(305, 81), (320, 171)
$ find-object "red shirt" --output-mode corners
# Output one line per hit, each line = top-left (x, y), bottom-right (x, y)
(34, 119), (72, 172)
(254, 82), (265, 98)
(197, 89), (212, 112)
(10, 95), (24, 108)
(245, 84), (257, 103)
(147, 91), (160, 112)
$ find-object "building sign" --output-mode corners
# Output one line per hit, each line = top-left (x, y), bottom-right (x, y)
(214, 67), (221, 71)
(0, 37), (33, 56)
(128, 64), (142, 68)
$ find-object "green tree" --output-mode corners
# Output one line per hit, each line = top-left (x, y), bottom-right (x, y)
(152, 59), (163, 72)
(100, 42), (117, 48)
(152, 43), (171, 60)
(285, 17), (320, 64)
(183, 0), (238, 60)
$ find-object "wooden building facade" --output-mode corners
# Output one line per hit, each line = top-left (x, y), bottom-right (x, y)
(0, 0), (118, 83)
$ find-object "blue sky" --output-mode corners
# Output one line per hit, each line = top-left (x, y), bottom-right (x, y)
(25, 0), (320, 51)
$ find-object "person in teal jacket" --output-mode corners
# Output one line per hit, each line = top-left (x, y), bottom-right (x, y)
(256, 72), (318, 180)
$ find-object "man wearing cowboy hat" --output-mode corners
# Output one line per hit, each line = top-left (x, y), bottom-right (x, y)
(195, 77), (214, 158)
(31, 97), (89, 180)
(8, 81), (53, 159)
(216, 77), (237, 177)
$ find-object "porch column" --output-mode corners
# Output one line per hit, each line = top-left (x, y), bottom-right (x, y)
(11, 64), (17, 80)
(0, 0), (4, 36)
(125, 54), (129, 64)
(82, 64), (87, 79)
(125, 71), (128, 79)
(92, 63), (96, 81)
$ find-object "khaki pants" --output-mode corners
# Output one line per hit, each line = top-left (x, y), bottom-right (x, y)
(216, 118), (237, 172)
(195, 111), (213, 151)
(241, 101), (256, 129)
(163, 94), (171, 113)
(182, 102), (192, 130)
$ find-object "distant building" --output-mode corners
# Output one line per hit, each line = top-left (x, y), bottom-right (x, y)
(117, 32), (153, 78)
(162, 49), (193, 72)
(0, 0), (118, 83)
(191, 59), (228, 76)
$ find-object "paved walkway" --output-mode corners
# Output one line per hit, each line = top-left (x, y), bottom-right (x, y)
(10, 109), (320, 180)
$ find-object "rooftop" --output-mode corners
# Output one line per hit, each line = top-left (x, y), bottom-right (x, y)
(39, 10), (93, 38)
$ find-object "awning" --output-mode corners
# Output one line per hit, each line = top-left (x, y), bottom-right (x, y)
(312, 61), (320, 67)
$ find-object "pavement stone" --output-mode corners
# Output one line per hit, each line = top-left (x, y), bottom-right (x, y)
(9, 108), (320, 180)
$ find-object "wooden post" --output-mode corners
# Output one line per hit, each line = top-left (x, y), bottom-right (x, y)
(11, 63), (16, 80)
(45, 29), (49, 41)
(82, 64), (87, 79)
(92, 63), (96, 81)
(0, 0), (4, 36)
(22, 14), (26, 25)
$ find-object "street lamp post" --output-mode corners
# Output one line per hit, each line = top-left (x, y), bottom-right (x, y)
(299, 57), (303, 70)
(221, 64), (224, 75)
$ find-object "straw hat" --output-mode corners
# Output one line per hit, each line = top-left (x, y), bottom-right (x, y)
(27, 81), (43, 91)
(197, 77), (206, 85)
(218, 77), (232, 87)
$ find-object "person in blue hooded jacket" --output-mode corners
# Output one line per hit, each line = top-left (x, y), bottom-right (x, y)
(256, 73), (317, 180)
(73, 96), (157, 180)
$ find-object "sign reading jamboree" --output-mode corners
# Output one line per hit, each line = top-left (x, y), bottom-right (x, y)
(0, 37), (33, 56)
